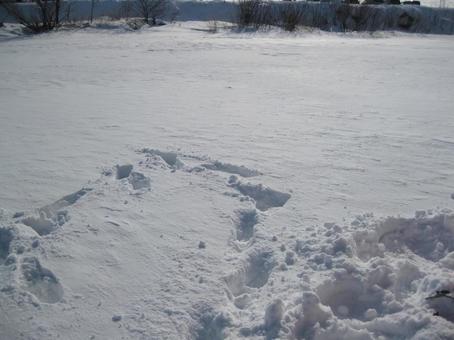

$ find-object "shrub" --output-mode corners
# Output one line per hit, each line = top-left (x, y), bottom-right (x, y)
(118, 0), (134, 20)
(237, 0), (261, 27)
(0, 0), (62, 33)
(237, 0), (277, 29)
(135, 0), (168, 25)
(253, 2), (275, 29)
(279, 3), (304, 31)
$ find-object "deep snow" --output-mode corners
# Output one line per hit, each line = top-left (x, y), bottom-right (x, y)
(0, 22), (454, 339)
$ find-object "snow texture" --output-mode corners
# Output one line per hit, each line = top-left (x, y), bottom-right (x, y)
(0, 21), (454, 340)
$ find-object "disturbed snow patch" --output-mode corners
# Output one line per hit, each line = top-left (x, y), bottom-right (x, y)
(141, 148), (184, 168)
(228, 176), (291, 211)
(2, 149), (453, 339)
(190, 302), (232, 340)
(354, 212), (454, 261)
(1, 150), (288, 339)
(0, 224), (63, 305)
(202, 161), (262, 178)
(222, 210), (454, 339)
(21, 256), (64, 304)
(113, 164), (151, 191)
(21, 188), (92, 235)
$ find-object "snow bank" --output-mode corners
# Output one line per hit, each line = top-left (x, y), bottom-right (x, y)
(241, 2), (454, 34)
(2, 1), (454, 34)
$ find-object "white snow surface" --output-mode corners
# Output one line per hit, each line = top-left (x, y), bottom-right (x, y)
(1, 23), (454, 339)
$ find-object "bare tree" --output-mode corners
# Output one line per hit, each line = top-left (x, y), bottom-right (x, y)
(135, 0), (168, 25)
(119, 0), (134, 19)
(279, 3), (304, 31)
(237, 0), (261, 27)
(0, 0), (62, 32)
(89, 0), (98, 23)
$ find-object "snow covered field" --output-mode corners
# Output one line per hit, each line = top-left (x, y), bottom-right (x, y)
(1, 23), (454, 339)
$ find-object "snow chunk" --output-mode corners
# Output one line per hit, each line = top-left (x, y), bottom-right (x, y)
(191, 304), (232, 340)
(293, 292), (332, 339)
(355, 213), (454, 262)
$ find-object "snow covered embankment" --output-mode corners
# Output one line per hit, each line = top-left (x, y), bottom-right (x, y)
(242, 2), (454, 35)
(0, 150), (453, 339)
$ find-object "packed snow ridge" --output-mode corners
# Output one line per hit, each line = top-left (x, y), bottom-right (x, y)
(0, 150), (453, 339)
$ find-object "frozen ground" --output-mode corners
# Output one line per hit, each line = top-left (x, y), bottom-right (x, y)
(0, 22), (454, 339)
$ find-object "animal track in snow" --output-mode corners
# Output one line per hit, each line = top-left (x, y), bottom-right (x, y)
(225, 249), (276, 297)
(21, 256), (64, 303)
(234, 209), (258, 242)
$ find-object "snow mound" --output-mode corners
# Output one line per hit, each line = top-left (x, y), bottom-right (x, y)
(316, 263), (399, 320)
(354, 212), (454, 261)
